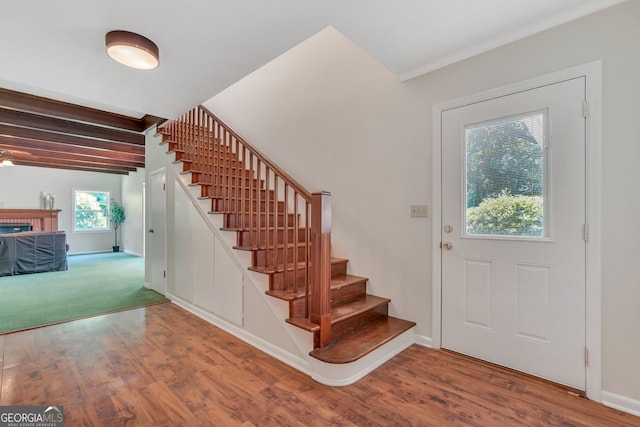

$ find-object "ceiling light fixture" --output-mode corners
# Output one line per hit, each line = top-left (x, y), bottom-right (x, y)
(106, 30), (159, 70)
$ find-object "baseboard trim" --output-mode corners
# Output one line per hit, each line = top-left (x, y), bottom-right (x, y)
(414, 334), (433, 348)
(67, 250), (113, 255)
(602, 391), (640, 417)
(167, 293), (417, 387)
(167, 294), (312, 377)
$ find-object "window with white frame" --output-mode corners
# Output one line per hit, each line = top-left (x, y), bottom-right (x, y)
(73, 190), (110, 231)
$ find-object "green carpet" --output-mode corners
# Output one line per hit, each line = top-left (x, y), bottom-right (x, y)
(0, 252), (169, 334)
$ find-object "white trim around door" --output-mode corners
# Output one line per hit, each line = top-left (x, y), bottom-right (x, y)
(431, 61), (602, 401)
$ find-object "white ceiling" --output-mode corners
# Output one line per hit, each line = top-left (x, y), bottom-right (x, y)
(0, 0), (625, 119)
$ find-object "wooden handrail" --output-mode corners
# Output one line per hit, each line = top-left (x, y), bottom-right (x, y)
(160, 105), (332, 348)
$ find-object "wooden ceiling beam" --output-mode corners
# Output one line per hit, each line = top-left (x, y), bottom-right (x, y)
(0, 108), (144, 145)
(0, 135), (144, 163)
(0, 145), (145, 169)
(0, 123), (145, 155)
(12, 158), (136, 174)
(0, 88), (164, 132)
(0, 88), (165, 174)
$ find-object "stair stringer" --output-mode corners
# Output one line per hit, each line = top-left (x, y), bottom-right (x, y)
(167, 156), (416, 386)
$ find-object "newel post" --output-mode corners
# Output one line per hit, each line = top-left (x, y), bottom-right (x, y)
(310, 191), (332, 348)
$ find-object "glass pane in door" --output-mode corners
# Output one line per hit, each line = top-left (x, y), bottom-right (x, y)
(465, 112), (546, 237)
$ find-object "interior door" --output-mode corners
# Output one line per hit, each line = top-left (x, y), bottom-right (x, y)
(441, 77), (586, 389)
(149, 168), (167, 295)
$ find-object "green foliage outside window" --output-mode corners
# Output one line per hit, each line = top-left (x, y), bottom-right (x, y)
(466, 191), (543, 236)
(466, 120), (543, 208)
(465, 116), (544, 237)
(74, 191), (109, 231)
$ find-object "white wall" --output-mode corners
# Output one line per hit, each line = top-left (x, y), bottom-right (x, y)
(204, 1), (640, 404)
(0, 165), (122, 254)
(205, 27), (431, 340)
(122, 168), (145, 256)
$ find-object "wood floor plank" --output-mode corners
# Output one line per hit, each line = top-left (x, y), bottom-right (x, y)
(1, 303), (638, 426)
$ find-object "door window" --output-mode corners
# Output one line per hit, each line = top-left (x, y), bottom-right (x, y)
(464, 111), (547, 238)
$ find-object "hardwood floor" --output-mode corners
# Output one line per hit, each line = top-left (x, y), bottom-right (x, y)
(1, 304), (637, 426)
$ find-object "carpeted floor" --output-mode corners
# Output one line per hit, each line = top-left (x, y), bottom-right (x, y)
(0, 252), (168, 334)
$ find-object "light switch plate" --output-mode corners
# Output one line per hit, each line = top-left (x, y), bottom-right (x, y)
(410, 205), (428, 218)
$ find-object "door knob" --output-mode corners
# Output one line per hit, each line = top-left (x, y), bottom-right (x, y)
(148, 229), (154, 233)
(442, 242), (453, 250)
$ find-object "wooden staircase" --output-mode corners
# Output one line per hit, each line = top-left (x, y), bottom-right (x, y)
(158, 105), (415, 365)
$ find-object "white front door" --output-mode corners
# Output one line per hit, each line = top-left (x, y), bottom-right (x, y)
(149, 168), (167, 295)
(441, 77), (586, 389)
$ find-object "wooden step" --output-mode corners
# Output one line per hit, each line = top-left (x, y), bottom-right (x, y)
(286, 294), (389, 332)
(200, 187), (274, 200)
(224, 212), (298, 228)
(267, 274), (367, 317)
(182, 166), (249, 182)
(249, 257), (348, 286)
(231, 226), (307, 249)
(309, 316), (416, 364)
(250, 242), (309, 268)
(201, 186), (275, 200)
(266, 274), (366, 302)
(211, 198), (286, 214)
(189, 180), (266, 198)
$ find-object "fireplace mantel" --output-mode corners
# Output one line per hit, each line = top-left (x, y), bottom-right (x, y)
(0, 209), (61, 232)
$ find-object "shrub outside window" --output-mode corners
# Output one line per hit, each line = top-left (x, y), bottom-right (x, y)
(74, 190), (110, 231)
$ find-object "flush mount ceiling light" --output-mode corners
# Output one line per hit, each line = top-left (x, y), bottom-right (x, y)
(106, 30), (159, 70)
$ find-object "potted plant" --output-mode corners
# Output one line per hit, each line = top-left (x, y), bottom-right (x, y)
(110, 200), (126, 252)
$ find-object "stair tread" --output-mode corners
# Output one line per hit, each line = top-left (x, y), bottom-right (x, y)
(309, 316), (416, 364)
(286, 294), (389, 332)
(266, 274), (368, 301)
(233, 241), (309, 252)
(248, 257), (348, 275)
(221, 225), (306, 232)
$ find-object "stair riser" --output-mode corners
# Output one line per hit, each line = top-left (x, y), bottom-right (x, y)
(289, 297), (307, 319)
(205, 187), (275, 200)
(224, 213), (298, 229)
(313, 304), (389, 349)
(201, 179), (273, 200)
(212, 199), (286, 214)
(169, 150), (188, 162)
(268, 260), (348, 289)
(193, 173), (259, 186)
(180, 153), (241, 165)
(288, 281), (367, 318)
(237, 228), (307, 248)
(164, 141), (178, 151)
(252, 245), (308, 269)
(330, 281), (367, 306)
(196, 167), (252, 179)
(188, 168), (252, 183)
